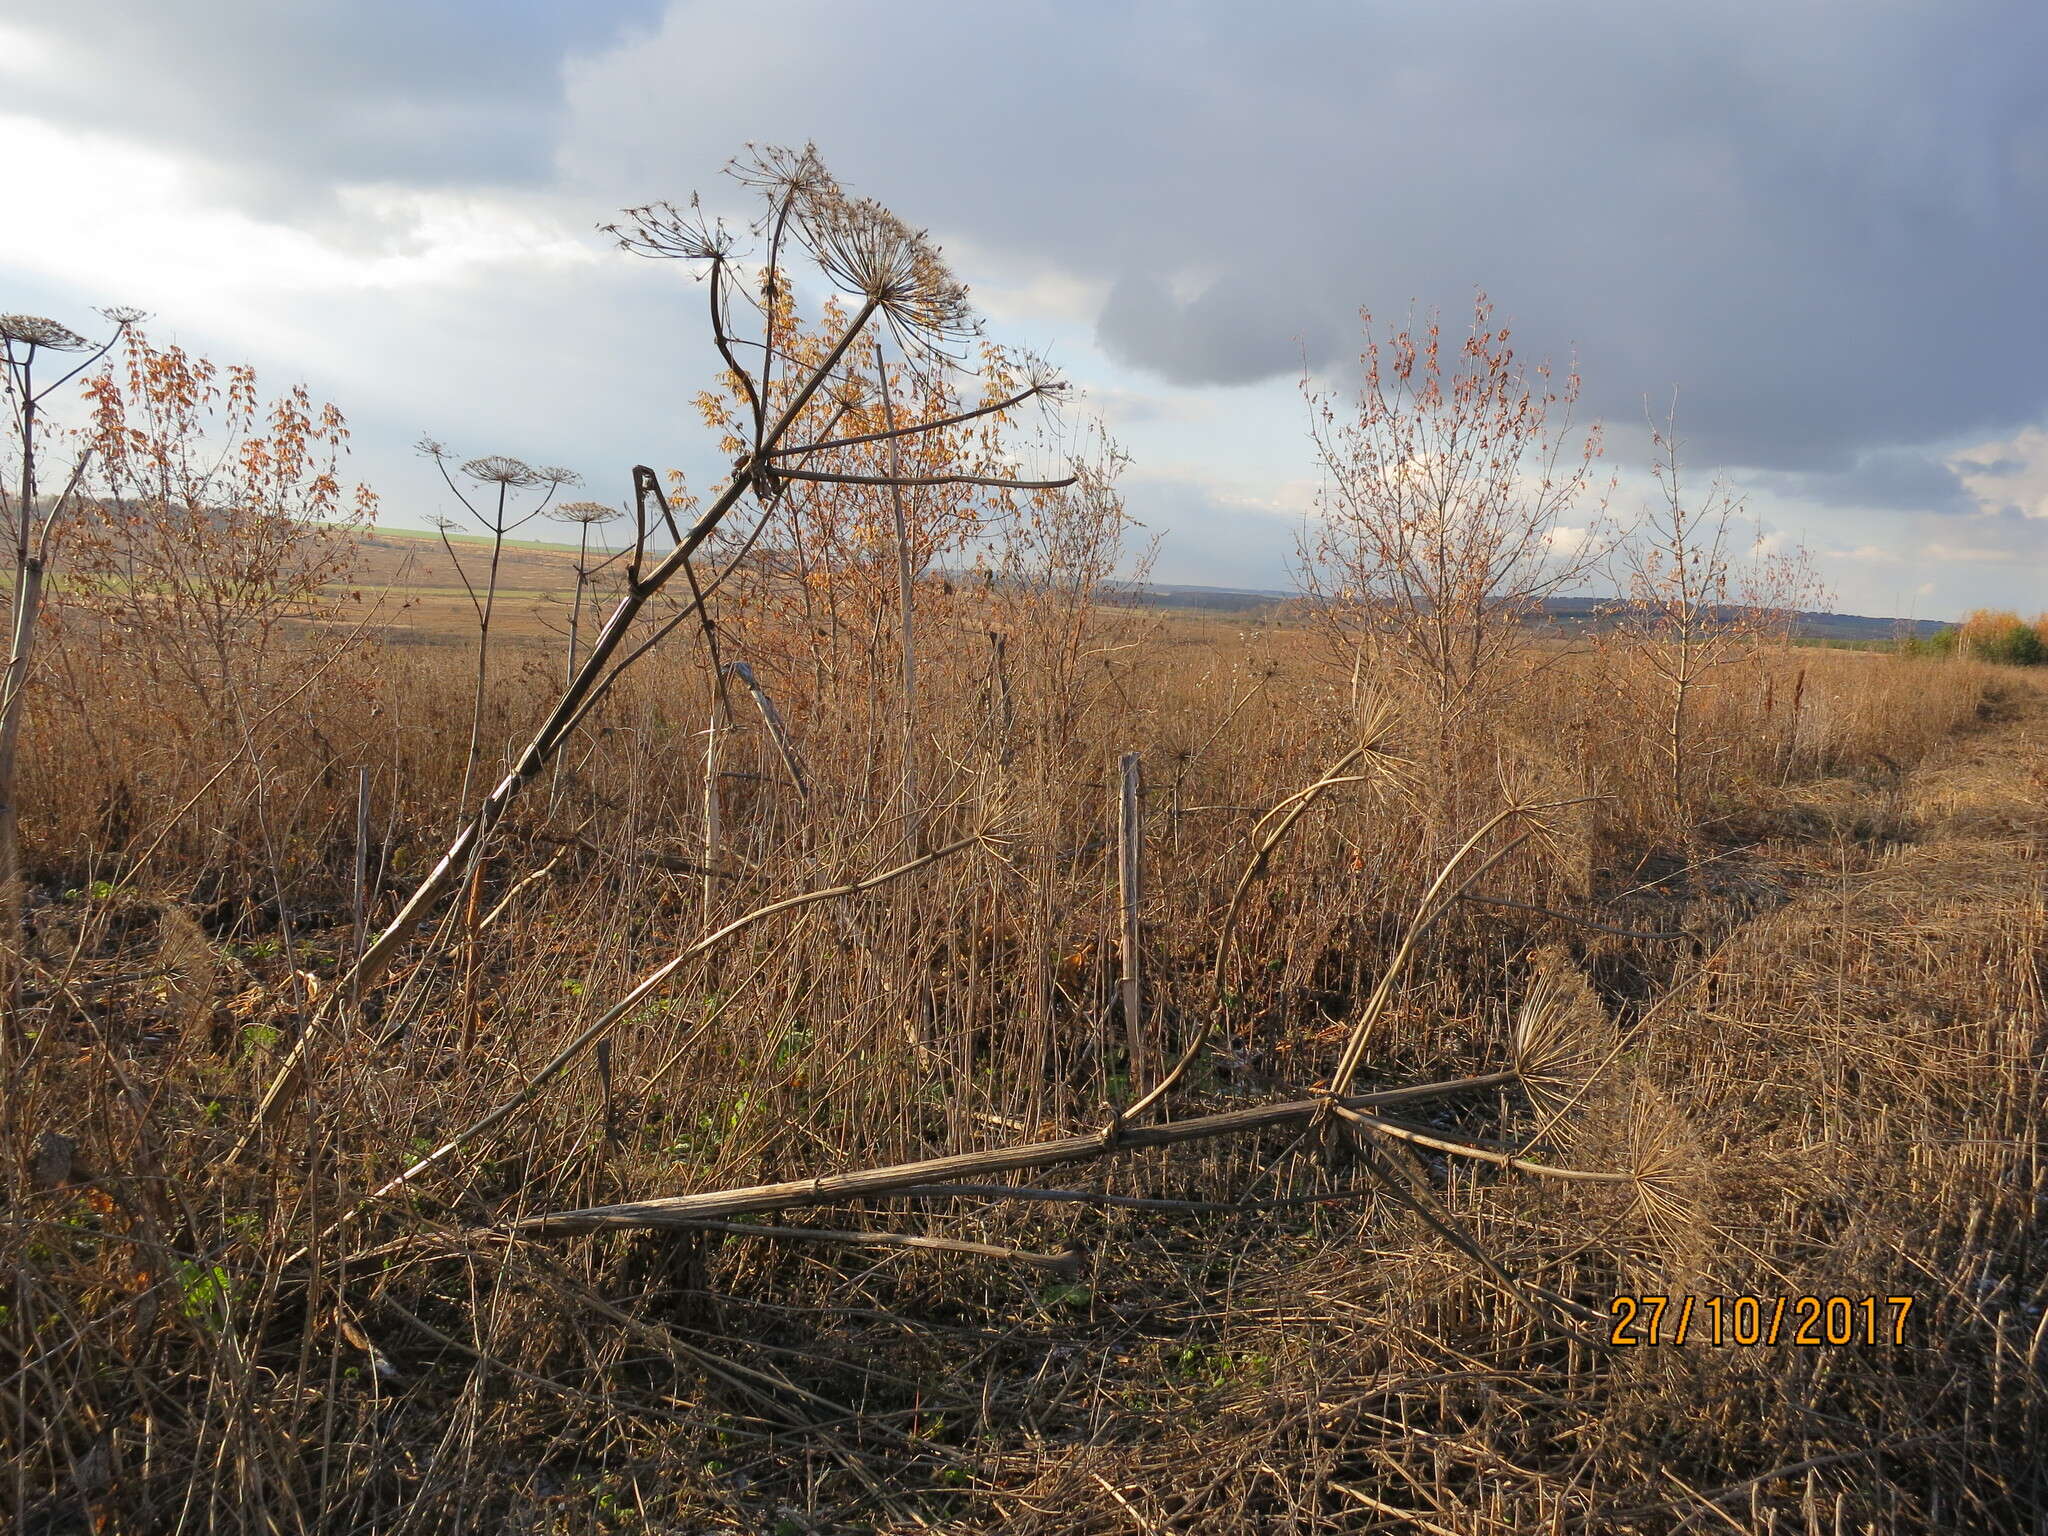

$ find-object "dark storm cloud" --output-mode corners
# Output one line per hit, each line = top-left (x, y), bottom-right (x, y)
(1748, 447), (1979, 516)
(1955, 455), (2026, 478)
(7, 0), (664, 197)
(563, 0), (2048, 483)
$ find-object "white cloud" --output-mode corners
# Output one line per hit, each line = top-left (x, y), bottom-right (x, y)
(1950, 425), (2048, 519)
(0, 20), (62, 75)
(0, 115), (596, 310)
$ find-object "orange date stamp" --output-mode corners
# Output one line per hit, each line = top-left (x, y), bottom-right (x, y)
(1608, 1295), (1916, 1346)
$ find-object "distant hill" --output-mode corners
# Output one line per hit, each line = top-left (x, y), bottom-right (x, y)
(1103, 584), (1951, 640)
(1540, 597), (1948, 643)
(348, 525), (1951, 641)
(1102, 582), (1294, 614)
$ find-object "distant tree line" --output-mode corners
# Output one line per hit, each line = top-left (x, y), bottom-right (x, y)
(1905, 609), (2048, 664)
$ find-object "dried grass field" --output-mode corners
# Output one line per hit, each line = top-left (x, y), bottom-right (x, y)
(7, 570), (2044, 1532)
(5, 153), (2046, 1535)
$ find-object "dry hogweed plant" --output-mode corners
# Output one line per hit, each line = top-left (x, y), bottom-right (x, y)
(413, 445), (582, 810)
(236, 145), (1078, 1145)
(7, 136), (2041, 1534)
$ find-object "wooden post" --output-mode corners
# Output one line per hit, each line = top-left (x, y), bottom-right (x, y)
(1116, 751), (1144, 1099)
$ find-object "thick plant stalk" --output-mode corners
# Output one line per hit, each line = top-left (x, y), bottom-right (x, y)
(359, 299), (876, 983)
(662, 1218), (1080, 1272)
(1325, 1103), (1630, 1184)
(0, 454), (90, 1011)
(505, 1072), (1515, 1234)
(0, 547), (43, 1006)
(236, 301), (888, 1148)
(248, 425), (844, 1111)
(701, 689), (723, 917)
(457, 486), (507, 813)
(0, 313), (130, 1007)
(1326, 797), (1595, 1099)
(361, 832), (985, 1204)
(240, 168), (1079, 1145)
(279, 831), (994, 1268)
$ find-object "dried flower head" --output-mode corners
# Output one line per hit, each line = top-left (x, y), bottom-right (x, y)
(730, 143), (977, 347)
(798, 192), (975, 345)
(97, 306), (148, 328)
(1512, 948), (1618, 1134)
(1623, 1080), (1709, 1239)
(554, 500), (622, 526)
(1018, 353), (1071, 399)
(532, 465), (582, 488)
(605, 196), (732, 263)
(0, 315), (90, 351)
(461, 456), (540, 487)
(728, 142), (836, 213)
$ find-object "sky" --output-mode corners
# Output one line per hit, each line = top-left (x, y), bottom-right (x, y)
(3, 0), (2046, 619)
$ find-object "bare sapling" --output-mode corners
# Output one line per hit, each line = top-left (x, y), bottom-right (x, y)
(1297, 292), (1611, 816)
(1602, 400), (1827, 837)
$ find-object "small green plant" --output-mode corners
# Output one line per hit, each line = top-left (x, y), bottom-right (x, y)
(1038, 1280), (1091, 1312)
(174, 1261), (234, 1324)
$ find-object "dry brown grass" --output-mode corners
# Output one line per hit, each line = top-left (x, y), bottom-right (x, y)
(3, 558), (2040, 1533)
